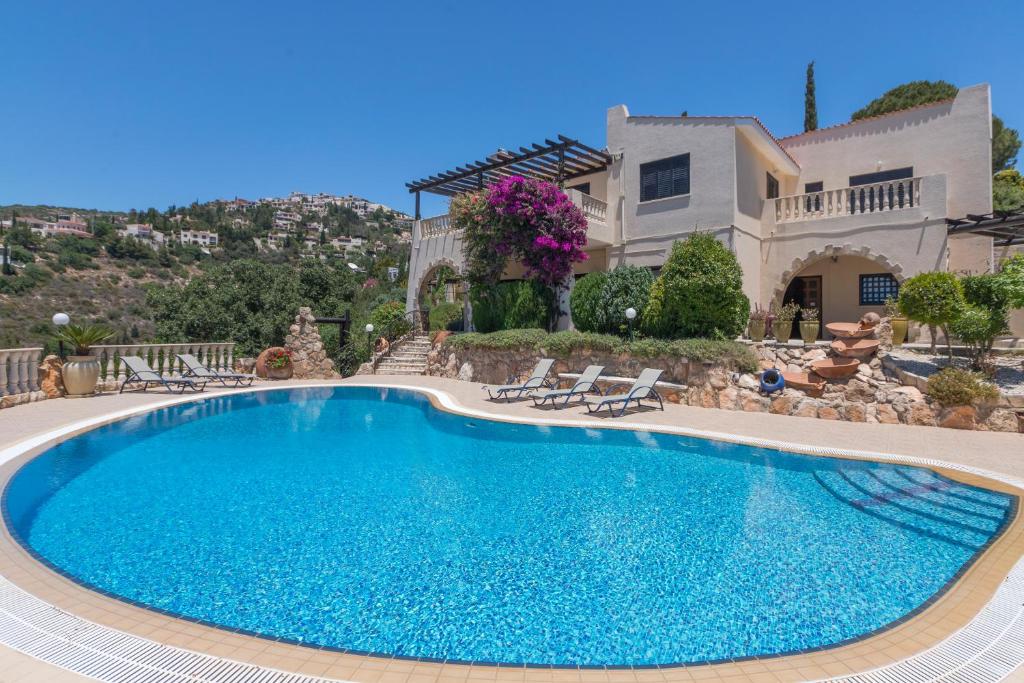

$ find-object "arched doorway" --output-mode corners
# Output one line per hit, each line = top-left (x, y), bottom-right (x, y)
(775, 253), (903, 340)
(417, 262), (464, 309)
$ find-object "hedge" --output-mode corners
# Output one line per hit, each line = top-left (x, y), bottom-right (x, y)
(444, 329), (758, 372)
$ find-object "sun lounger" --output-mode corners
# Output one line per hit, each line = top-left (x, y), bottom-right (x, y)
(585, 368), (664, 417)
(530, 365), (605, 408)
(177, 353), (255, 387)
(484, 358), (555, 401)
(118, 356), (208, 394)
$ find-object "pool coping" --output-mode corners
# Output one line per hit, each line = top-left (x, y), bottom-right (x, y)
(0, 379), (1023, 682)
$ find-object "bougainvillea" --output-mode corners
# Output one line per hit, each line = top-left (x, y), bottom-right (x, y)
(451, 177), (589, 289)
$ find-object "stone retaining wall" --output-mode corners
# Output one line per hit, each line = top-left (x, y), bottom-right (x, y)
(429, 339), (1023, 433)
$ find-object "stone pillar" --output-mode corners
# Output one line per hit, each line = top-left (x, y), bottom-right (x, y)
(284, 307), (340, 379)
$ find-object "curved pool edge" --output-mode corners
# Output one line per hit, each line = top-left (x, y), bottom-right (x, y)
(0, 379), (1023, 683)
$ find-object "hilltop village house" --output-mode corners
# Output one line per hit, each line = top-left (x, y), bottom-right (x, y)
(405, 84), (1023, 341)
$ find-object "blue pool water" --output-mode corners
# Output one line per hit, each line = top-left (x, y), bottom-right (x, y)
(3, 387), (1014, 666)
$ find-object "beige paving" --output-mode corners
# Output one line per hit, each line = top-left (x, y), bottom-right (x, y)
(0, 377), (1022, 682)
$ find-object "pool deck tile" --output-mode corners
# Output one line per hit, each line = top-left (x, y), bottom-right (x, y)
(0, 376), (1023, 682)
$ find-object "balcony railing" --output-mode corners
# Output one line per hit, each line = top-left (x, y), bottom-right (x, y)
(577, 192), (607, 223)
(775, 177), (922, 223)
(0, 348), (43, 397)
(90, 342), (235, 383)
(419, 214), (456, 238)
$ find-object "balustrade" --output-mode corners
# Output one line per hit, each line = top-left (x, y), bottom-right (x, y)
(89, 343), (235, 382)
(0, 348), (43, 397)
(775, 177), (922, 223)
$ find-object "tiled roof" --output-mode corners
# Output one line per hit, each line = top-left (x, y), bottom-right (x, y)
(779, 98), (956, 142)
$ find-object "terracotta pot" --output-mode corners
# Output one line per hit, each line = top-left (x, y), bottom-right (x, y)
(809, 357), (860, 378)
(267, 364), (293, 380)
(748, 319), (766, 342)
(61, 355), (100, 397)
(799, 320), (819, 344)
(891, 317), (908, 347)
(825, 322), (875, 339)
(772, 320), (793, 342)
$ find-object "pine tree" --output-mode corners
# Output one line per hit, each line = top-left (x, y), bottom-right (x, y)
(804, 61), (818, 132)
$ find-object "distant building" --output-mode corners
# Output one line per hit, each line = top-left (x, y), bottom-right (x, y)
(118, 223), (166, 249)
(21, 213), (92, 239)
(179, 229), (219, 247)
(387, 266), (399, 282)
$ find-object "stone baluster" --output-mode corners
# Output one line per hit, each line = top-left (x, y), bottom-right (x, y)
(27, 349), (41, 392)
(225, 344), (235, 373)
(0, 351), (9, 397)
(12, 350), (27, 394)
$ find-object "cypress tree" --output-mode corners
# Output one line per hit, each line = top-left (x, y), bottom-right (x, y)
(804, 61), (818, 132)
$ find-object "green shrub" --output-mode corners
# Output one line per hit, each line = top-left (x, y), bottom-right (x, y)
(601, 265), (655, 335)
(470, 280), (553, 332)
(897, 271), (963, 356)
(641, 233), (749, 338)
(127, 266), (146, 279)
(444, 329), (757, 373)
(569, 272), (607, 332)
(370, 301), (410, 336)
(950, 303), (1008, 369)
(926, 367), (999, 407)
(429, 302), (463, 331)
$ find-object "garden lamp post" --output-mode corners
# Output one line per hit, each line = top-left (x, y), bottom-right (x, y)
(625, 307), (637, 341)
(52, 312), (70, 359)
(365, 323), (374, 357)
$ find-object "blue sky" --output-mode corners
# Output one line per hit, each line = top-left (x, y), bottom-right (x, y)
(2, 1), (1021, 217)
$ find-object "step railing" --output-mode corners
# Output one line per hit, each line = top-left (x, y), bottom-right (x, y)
(89, 343), (235, 383)
(0, 348), (43, 397)
(775, 177), (922, 223)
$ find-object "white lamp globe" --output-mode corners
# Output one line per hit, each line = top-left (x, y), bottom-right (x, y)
(625, 307), (637, 320)
(52, 312), (70, 326)
(365, 323), (374, 333)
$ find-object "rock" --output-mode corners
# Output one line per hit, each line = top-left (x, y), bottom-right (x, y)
(355, 361), (375, 375)
(846, 402), (867, 422)
(891, 386), (924, 402)
(718, 387), (739, 411)
(792, 399), (818, 418)
(845, 378), (876, 403)
(739, 389), (769, 413)
(818, 404), (843, 420)
(938, 405), (977, 430)
(857, 363), (872, 376)
(802, 348), (827, 361)
(737, 374), (759, 390)
(770, 396), (799, 415)
(38, 355), (65, 398)
(457, 362), (474, 382)
(283, 307), (338, 379)
(876, 404), (900, 424)
(432, 330), (453, 347)
(980, 409), (1019, 433)
(906, 402), (937, 427)
(786, 363), (803, 375)
(444, 353), (458, 379)
(708, 369), (729, 390)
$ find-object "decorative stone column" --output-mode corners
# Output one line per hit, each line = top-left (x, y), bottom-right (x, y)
(284, 307), (340, 379)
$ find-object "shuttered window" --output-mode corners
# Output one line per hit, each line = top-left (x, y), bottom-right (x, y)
(766, 173), (779, 200)
(640, 153), (690, 201)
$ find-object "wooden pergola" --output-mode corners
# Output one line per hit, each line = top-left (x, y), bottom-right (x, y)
(947, 210), (1024, 246)
(406, 134), (611, 218)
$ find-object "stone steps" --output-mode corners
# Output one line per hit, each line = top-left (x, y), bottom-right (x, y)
(375, 335), (431, 375)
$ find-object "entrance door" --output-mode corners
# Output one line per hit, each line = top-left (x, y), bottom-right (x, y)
(782, 276), (822, 339)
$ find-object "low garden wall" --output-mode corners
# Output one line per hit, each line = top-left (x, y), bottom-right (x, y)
(426, 330), (1023, 433)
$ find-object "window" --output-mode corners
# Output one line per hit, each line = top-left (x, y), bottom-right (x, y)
(640, 153), (690, 202)
(849, 167), (913, 187)
(859, 273), (900, 306)
(766, 173), (779, 200)
(568, 182), (591, 195)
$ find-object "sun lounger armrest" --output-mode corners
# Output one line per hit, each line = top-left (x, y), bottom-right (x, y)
(601, 382), (630, 396)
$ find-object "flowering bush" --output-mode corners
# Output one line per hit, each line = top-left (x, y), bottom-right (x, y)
(265, 348), (292, 369)
(451, 177), (589, 289)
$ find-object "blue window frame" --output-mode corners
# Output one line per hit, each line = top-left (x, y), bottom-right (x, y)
(859, 273), (899, 306)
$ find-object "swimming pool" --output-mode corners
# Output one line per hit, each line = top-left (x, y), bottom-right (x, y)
(2, 386), (1015, 666)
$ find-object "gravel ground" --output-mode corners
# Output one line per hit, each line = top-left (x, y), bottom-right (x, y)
(886, 348), (1024, 395)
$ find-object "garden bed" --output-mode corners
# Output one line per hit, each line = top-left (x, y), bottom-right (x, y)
(885, 348), (1024, 403)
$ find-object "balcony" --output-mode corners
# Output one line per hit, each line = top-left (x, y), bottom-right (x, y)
(415, 189), (612, 248)
(775, 177), (927, 224)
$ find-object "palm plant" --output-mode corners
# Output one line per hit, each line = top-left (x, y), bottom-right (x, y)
(54, 323), (115, 356)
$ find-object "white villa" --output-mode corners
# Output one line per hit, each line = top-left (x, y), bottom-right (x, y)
(178, 229), (219, 248)
(405, 84), (1023, 340)
(117, 223), (166, 249)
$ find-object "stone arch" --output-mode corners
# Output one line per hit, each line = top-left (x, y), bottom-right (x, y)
(771, 244), (906, 308)
(416, 258), (463, 309)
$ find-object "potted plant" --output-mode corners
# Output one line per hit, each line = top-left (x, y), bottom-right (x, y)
(885, 297), (908, 347)
(799, 304), (820, 344)
(265, 348), (293, 380)
(54, 324), (115, 397)
(748, 305), (768, 342)
(772, 302), (800, 342)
